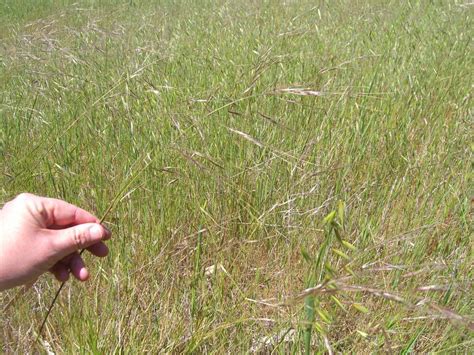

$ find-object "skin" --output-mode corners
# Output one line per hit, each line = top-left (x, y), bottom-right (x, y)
(0, 193), (112, 291)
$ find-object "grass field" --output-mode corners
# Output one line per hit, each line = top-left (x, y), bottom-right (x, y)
(1, 0), (473, 353)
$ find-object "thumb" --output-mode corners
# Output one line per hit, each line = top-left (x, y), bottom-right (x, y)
(51, 223), (109, 258)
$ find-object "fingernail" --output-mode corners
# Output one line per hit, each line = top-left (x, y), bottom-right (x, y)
(79, 267), (89, 281)
(89, 225), (103, 240)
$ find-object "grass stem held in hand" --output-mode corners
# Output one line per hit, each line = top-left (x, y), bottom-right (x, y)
(36, 159), (152, 341)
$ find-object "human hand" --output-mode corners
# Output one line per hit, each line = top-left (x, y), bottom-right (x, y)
(0, 193), (111, 291)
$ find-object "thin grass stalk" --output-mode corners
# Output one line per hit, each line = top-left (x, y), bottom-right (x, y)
(36, 158), (153, 342)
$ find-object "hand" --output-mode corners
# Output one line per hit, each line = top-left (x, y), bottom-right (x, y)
(0, 193), (111, 291)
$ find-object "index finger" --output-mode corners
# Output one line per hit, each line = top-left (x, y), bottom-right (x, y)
(38, 196), (100, 227)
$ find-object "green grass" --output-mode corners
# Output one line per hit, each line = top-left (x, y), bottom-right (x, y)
(1, 0), (473, 352)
